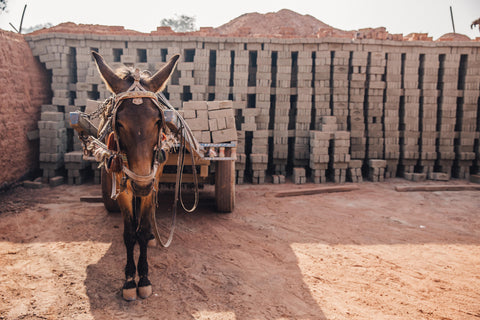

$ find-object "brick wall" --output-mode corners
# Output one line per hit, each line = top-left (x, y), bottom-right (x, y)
(24, 32), (480, 183)
(0, 30), (51, 187)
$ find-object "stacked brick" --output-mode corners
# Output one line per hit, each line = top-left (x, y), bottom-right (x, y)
(272, 50), (292, 175)
(366, 52), (386, 161)
(368, 159), (386, 182)
(399, 53), (421, 176)
(294, 50), (314, 167)
(192, 49), (209, 101)
(313, 50), (331, 122)
(384, 53), (402, 178)
(293, 167), (307, 184)
(250, 130), (269, 183)
(250, 153), (268, 184)
(347, 160), (363, 183)
(232, 49), (249, 109)
(24, 32), (480, 186)
(329, 131), (350, 183)
(454, 53), (479, 179)
(349, 51), (368, 161)
(418, 53), (439, 175)
(64, 151), (88, 185)
(436, 54), (458, 178)
(214, 49), (232, 100)
(255, 49), (272, 131)
(38, 108), (67, 181)
(331, 50), (349, 131)
(309, 131), (331, 183)
(182, 100), (237, 144)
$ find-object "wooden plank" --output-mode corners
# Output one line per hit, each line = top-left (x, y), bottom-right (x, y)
(165, 153), (210, 166)
(395, 185), (480, 192)
(80, 196), (103, 203)
(158, 173), (211, 184)
(273, 185), (359, 198)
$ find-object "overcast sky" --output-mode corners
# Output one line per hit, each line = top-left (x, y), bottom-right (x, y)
(1, 0), (479, 40)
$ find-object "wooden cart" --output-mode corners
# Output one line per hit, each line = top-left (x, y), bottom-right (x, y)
(71, 110), (236, 214)
(100, 143), (236, 213)
(158, 142), (236, 213)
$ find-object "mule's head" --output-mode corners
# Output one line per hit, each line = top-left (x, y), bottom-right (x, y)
(92, 51), (179, 196)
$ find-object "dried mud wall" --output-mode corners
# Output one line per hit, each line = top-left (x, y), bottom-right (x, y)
(25, 32), (480, 183)
(0, 30), (51, 187)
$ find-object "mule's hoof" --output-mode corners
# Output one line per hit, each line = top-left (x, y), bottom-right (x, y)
(122, 279), (137, 301)
(138, 285), (152, 299)
(138, 276), (152, 299)
(123, 287), (137, 301)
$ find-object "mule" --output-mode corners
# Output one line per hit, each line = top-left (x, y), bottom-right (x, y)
(92, 51), (179, 300)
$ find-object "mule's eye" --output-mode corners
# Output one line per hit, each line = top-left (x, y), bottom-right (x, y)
(155, 120), (163, 127)
(117, 122), (124, 130)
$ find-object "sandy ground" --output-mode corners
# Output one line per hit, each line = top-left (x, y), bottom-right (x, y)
(0, 179), (479, 320)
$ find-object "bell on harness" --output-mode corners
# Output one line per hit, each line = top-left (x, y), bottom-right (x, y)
(107, 154), (123, 173)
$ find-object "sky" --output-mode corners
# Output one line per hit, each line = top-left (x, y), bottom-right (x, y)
(0, 0), (479, 40)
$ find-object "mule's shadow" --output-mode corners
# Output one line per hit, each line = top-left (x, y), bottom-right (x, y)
(84, 189), (327, 319)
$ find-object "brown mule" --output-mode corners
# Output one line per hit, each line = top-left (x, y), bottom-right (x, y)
(92, 51), (179, 301)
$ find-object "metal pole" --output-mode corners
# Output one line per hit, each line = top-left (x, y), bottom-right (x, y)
(19, 5), (27, 34)
(450, 6), (456, 34)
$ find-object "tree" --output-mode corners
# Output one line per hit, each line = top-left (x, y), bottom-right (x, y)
(22, 23), (53, 34)
(160, 14), (196, 32)
(0, 0), (7, 12)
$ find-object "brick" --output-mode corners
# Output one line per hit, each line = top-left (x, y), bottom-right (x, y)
(211, 128), (237, 143)
(185, 118), (209, 131)
(41, 111), (64, 122)
(23, 180), (44, 189)
(49, 176), (64, 187)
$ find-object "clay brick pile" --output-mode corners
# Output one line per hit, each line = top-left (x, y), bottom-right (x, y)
(368, 159), (386, 182)
(250, 130), (269, 184)
(182, 100), (237, 143)
(64, 151), (88, 185)
(38, 107), (67, 180)
(329, 131), (350, 183)
(347, 160), (363, 183)
(23, 26), (480, 186)
(293, 167), (306, 184)
(309, 131), (330, 184)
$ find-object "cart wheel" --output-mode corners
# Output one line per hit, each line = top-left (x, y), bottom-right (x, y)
(101, 167), (120, 212)
(215, 160), (235, 213)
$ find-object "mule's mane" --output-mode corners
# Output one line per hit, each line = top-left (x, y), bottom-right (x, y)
(115, 67), (152, 83)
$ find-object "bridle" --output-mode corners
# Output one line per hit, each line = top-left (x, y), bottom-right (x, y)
(105, 68), (167, 199)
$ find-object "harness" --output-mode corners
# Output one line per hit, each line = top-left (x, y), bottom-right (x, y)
(104, 69), (165, 199)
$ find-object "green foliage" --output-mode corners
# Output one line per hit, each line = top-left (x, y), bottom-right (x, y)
(160, 14), (196, 32)
(0, 0), (7, 12)
(22, 23), (53, 34)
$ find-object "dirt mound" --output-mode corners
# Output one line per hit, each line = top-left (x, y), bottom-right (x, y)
(213, 9), (345, 38)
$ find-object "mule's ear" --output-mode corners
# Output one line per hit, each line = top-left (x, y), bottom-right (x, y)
(145, 54), (180, 93)
(92, 51), (124, 94)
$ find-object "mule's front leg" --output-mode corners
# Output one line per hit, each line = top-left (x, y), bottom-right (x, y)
(123, 216), (137, 301)
(137, 229), (152, 299)
(136, 196), (154, 299)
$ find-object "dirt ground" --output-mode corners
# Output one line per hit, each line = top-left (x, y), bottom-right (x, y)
(0, 179), (479, 320)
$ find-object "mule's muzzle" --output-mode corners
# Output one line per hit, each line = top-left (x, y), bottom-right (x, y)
(131, 181), (154, 197)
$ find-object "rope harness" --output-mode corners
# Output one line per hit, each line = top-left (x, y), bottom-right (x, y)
(80, 68), (201, 248)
